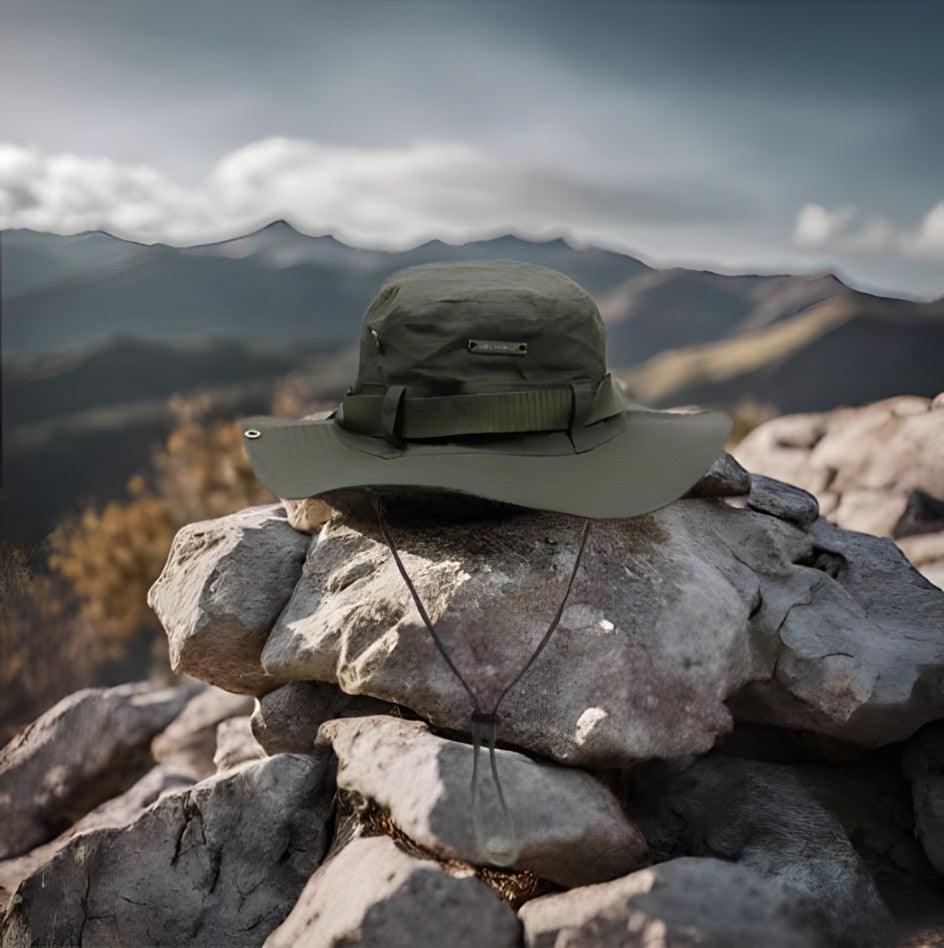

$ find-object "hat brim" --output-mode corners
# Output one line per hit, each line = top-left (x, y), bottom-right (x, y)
(241, 407), (731, 520)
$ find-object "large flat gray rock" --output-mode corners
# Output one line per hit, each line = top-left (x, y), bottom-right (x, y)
(318, 715), (647, 887)
(258, 494), (944, 765)
(0, 765), (194, 902)
(3, 754), (334, 948)
(0, 680), (197, 859)
(519, 857), (831, 947)
(265, 835), (520, 948)
(148, 504), (310, 695)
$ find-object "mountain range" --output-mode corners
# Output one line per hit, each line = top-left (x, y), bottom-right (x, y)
(2, 222), (943, 546)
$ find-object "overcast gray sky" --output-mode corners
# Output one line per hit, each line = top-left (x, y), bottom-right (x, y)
(1, 0), (943, 297)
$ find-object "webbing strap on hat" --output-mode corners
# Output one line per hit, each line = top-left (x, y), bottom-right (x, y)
(342, 374), (626, 441)
(369, 490), (591, 867)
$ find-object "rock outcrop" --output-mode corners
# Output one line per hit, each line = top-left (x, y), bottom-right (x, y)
(232, 484), (943, 765)
(6, 443), (943, 945)
(735, 393), (944, 586)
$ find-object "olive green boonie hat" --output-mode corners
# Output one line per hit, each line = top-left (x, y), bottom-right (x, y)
(242, 261), (731, 868)
(241, 261), (731, 518)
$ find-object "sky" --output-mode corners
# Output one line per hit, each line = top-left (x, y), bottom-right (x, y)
(1, 0), (943, 298)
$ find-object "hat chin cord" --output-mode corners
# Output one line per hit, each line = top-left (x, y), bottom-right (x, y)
(368, 490), (592, 867)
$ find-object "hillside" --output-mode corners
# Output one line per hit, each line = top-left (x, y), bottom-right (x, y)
(622, 290), (944, 411)
(598, 268), (848, 364)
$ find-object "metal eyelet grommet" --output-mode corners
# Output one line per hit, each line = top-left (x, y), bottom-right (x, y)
(243, 428), (262, 440)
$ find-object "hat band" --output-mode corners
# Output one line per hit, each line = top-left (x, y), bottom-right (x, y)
(338, 374), (626, 442)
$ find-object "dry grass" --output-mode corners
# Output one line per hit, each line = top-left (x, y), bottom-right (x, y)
(0, 545), (101, 743)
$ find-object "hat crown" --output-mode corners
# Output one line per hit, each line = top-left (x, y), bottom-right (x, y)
(355, 261), (607, 393)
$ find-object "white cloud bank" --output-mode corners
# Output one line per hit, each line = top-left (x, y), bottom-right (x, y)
(794, 200), (944, 260)
(0, 138), (738, 249)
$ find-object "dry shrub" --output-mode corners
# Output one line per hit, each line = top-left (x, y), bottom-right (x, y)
(0, 544), (100, 743)
(47, 393), (276, 664)
(153, 393), (274, 523)
(48, 483), (178, 647)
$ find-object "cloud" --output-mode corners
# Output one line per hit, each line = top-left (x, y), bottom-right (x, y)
(793, 200), (944, 260)
(0, 138), (748, 249)
(794, 203), (858, 245)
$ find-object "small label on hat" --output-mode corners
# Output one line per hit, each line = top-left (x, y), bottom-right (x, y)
(467, 339), (528, 356)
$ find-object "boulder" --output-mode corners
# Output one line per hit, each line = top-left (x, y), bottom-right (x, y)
(730, 517), (944, 744)
(518, 857), (831, 947)
(902, 721), (944, 875)
(151, 684), (254, 778)
(256, 493), (944, 766)
(147, 504), (310, 694)
(251, 681), (396, 755)
(0, 765), (194, 900)
(317, 715), (647, 887)
(748, 474), (819, 530)
(625, 753), (891, 946)
(3, 754), (335, 948)
(0, 680), (198, 860)
(213, 716), (265, 772)
(265, 835), (520, 947)
(683, 451), (752, 498)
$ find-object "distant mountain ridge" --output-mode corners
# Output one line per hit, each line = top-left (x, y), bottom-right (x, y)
(3, 223), (943, 547)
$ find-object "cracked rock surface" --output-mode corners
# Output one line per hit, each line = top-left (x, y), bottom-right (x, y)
(2, 753), (335, 948)
(0, 680), (198, 860)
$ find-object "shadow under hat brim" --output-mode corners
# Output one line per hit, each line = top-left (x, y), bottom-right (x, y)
(240, 407), (732, 520)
